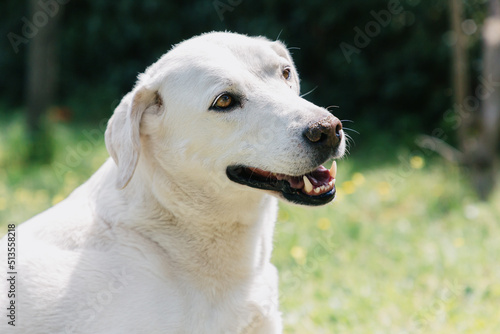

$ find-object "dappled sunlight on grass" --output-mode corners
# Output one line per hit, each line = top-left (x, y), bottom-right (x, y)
(274, 155), (500, 333)
(0, 116), (108, 233)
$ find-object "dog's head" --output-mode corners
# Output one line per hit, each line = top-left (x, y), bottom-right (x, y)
(106, 32), (345, 207)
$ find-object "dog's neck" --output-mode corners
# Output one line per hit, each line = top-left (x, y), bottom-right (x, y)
(93, 159), (278, 293)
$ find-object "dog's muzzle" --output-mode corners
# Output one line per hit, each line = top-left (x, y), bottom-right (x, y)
(226, 115), (343, 206)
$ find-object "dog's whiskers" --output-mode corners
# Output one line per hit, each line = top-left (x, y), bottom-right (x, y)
(326, 106), (340, 114)
(276, 29), (284, 41)
(343, 127), (360, 135)
(300, 86), (317, 98)
(344, 132), (357, 156)
(343, 133), (355, 155)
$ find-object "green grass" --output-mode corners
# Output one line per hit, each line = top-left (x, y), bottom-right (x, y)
(0, 114), (109, 229)
(275, 160), (500, 333)
(1, 115), (500, 333)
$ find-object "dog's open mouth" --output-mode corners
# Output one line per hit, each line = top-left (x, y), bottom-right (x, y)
(226, 162), (337, 206)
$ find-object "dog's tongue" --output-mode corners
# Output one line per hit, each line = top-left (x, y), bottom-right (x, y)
(299, 163), (336, 196)
(307, 165), (332, 186)
(278, 162), (337, 196)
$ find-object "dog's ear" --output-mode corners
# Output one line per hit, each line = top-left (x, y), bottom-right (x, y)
(105, 87), (162, 189)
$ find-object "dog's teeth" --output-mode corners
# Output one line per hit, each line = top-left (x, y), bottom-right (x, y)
(303, 176), (313, 193)
(329, 161), (337, 179)
(314, 187), (321, 194)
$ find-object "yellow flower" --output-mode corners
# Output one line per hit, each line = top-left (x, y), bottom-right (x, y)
(410, 156), (424, 169)
(490, 283), (500, 297)
(341, 181), (356, 195)
(334, 190), (344, 202)
(453, 237), (465, 248)
(52, 194), (65, 205)
(377, 182), (391, 196)
(290, 246), (307, 265)
(474, 319), (486, 329)
(14, 188), (31, 203)
(317, 217), (331, 230)
(278, 209), (290, 221)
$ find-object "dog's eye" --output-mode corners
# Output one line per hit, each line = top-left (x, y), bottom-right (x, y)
(211, 93), (239, 111)
(282, 67), (291, 80)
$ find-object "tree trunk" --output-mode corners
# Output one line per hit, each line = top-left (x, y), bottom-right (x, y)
(449, 0), (499, 200)
(449, 0), (470, 119)
(26, 0), (61, 163)
(473, 0), (500, 199)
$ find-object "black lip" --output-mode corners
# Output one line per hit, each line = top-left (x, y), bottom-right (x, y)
(226, 166), (336, 206)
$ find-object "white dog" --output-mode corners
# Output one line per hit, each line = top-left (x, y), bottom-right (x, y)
(0, 32), (344, 334)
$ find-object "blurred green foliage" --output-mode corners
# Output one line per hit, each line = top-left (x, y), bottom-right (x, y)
(0, 0), (488, 143)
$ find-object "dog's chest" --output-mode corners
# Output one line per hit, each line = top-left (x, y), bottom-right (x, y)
(85, 270), (281, 334)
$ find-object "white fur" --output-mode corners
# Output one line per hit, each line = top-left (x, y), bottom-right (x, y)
(0, 32), (344, 334)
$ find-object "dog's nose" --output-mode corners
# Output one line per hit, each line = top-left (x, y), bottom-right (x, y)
(303, 115), (343, 148)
